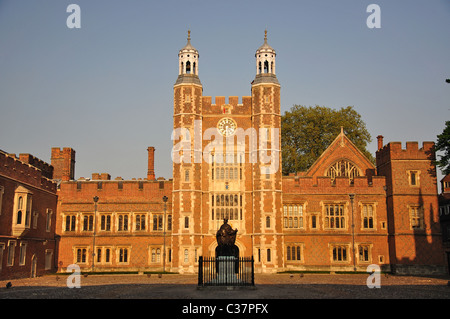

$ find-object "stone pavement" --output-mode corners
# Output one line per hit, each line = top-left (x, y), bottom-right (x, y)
(0, 273), (449, 299)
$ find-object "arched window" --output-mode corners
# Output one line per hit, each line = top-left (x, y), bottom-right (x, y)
(186, 61), (191, 74)
(326, 160), (361, 184)
(193, 62), (196, 75)
(264, 60), (269, 73)
(17, 210), (22, 224)
(258, 61), (262, 74)
(18, 196), (23, 210)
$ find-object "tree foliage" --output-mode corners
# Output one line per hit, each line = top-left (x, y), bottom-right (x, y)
(435, 120), (450, 175)
(281, 105), (373, 175)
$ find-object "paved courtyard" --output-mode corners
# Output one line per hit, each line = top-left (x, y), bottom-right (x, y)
(1, 273), (448, 317)
(0, 273), (449, 299)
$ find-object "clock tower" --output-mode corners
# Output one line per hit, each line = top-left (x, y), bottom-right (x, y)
(172, 30), (203, 273)
(172, 30), (282, 273)
(251, 30), (283, 272)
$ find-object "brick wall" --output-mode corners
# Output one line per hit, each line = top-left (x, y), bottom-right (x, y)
(377, 141), (446, 274)
(0, 151), (58, 280)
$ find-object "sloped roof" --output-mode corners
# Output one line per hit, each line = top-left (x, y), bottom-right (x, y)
(305, 128), (375, 179)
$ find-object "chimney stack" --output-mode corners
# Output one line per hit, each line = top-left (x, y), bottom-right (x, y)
(377, 135), (384, 151)
(147, 147), (156, 180)
(51, 147), (76, 181)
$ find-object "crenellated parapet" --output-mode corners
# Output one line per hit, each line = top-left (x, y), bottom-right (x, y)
(201, 96), (252, 115)
(0, 150), (57, 192)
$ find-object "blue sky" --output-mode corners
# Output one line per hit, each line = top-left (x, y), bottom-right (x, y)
(0, 0), (449, 185)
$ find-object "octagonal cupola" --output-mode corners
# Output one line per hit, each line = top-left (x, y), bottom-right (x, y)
(175, 30), (201, 85)
(253, 30), (279, 85)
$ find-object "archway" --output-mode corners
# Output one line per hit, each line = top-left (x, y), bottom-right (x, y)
(207, 239), (246, 257)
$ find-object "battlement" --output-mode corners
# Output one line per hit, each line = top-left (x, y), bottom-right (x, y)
(51, 147), (76, 181)
(59, 178), (173, 202)
(0, 150), (57, 192)
(202, 96), (252, 114)
(282, 175), (386, 194)
(91, 173), (111, 180)
(17, 153), (54, 179)
(376, 141), (435, 165)
(51, 147), (76, 160)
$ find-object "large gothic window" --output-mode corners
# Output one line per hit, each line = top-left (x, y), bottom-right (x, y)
(211, 194), (242, 221)
(326, 160), (360, 184)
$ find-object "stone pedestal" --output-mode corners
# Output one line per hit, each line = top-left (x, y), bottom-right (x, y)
(207, 256), (241, 285)
(216, 256), (235, 283)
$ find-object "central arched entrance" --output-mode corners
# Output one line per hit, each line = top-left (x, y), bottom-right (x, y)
(207, 239), (246, 257)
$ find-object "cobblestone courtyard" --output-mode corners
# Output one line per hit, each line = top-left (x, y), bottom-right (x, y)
(0, 273), (449, 299)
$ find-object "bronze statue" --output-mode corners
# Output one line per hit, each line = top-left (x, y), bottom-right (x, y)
(215, 218), (239, 257)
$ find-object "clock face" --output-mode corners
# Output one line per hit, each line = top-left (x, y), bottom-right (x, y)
(217, 118), (237, 137)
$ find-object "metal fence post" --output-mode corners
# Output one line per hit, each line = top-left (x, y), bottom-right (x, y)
(251, 256), (255, 286)
(197, 255), (255, 287)
(198, 256), (203, 286)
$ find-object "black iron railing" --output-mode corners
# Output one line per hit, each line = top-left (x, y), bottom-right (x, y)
(198, 256), (254, 287)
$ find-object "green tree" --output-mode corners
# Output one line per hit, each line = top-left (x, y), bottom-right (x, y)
(435, 120), (450, 175)
(281, 105), (373, 175)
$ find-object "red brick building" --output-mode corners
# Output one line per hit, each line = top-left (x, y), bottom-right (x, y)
(13, 31), (445, 277)
(282, 130), (390, 272)
(376, 139), (445, 274)
(0, 150), (58, 280)
(54, 147), (173, 273)
(438, 174), (450, 274)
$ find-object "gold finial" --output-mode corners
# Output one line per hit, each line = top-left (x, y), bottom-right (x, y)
(264, 29), (267, 42)
(188, 29), (191, 41)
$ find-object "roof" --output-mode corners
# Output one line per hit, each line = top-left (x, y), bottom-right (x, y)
(256, 30), (275, 53)
(179, 30), (198, 53)
(305, 127), (376, 179)
(441, 174), (450, 183)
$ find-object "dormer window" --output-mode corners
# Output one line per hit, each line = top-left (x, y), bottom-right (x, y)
(13, 186), (33, 236)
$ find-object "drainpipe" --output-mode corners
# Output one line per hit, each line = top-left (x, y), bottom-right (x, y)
(349, 194), (356, 272)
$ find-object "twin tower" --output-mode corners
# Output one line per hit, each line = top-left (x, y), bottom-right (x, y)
(172, 30), (283, 271)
